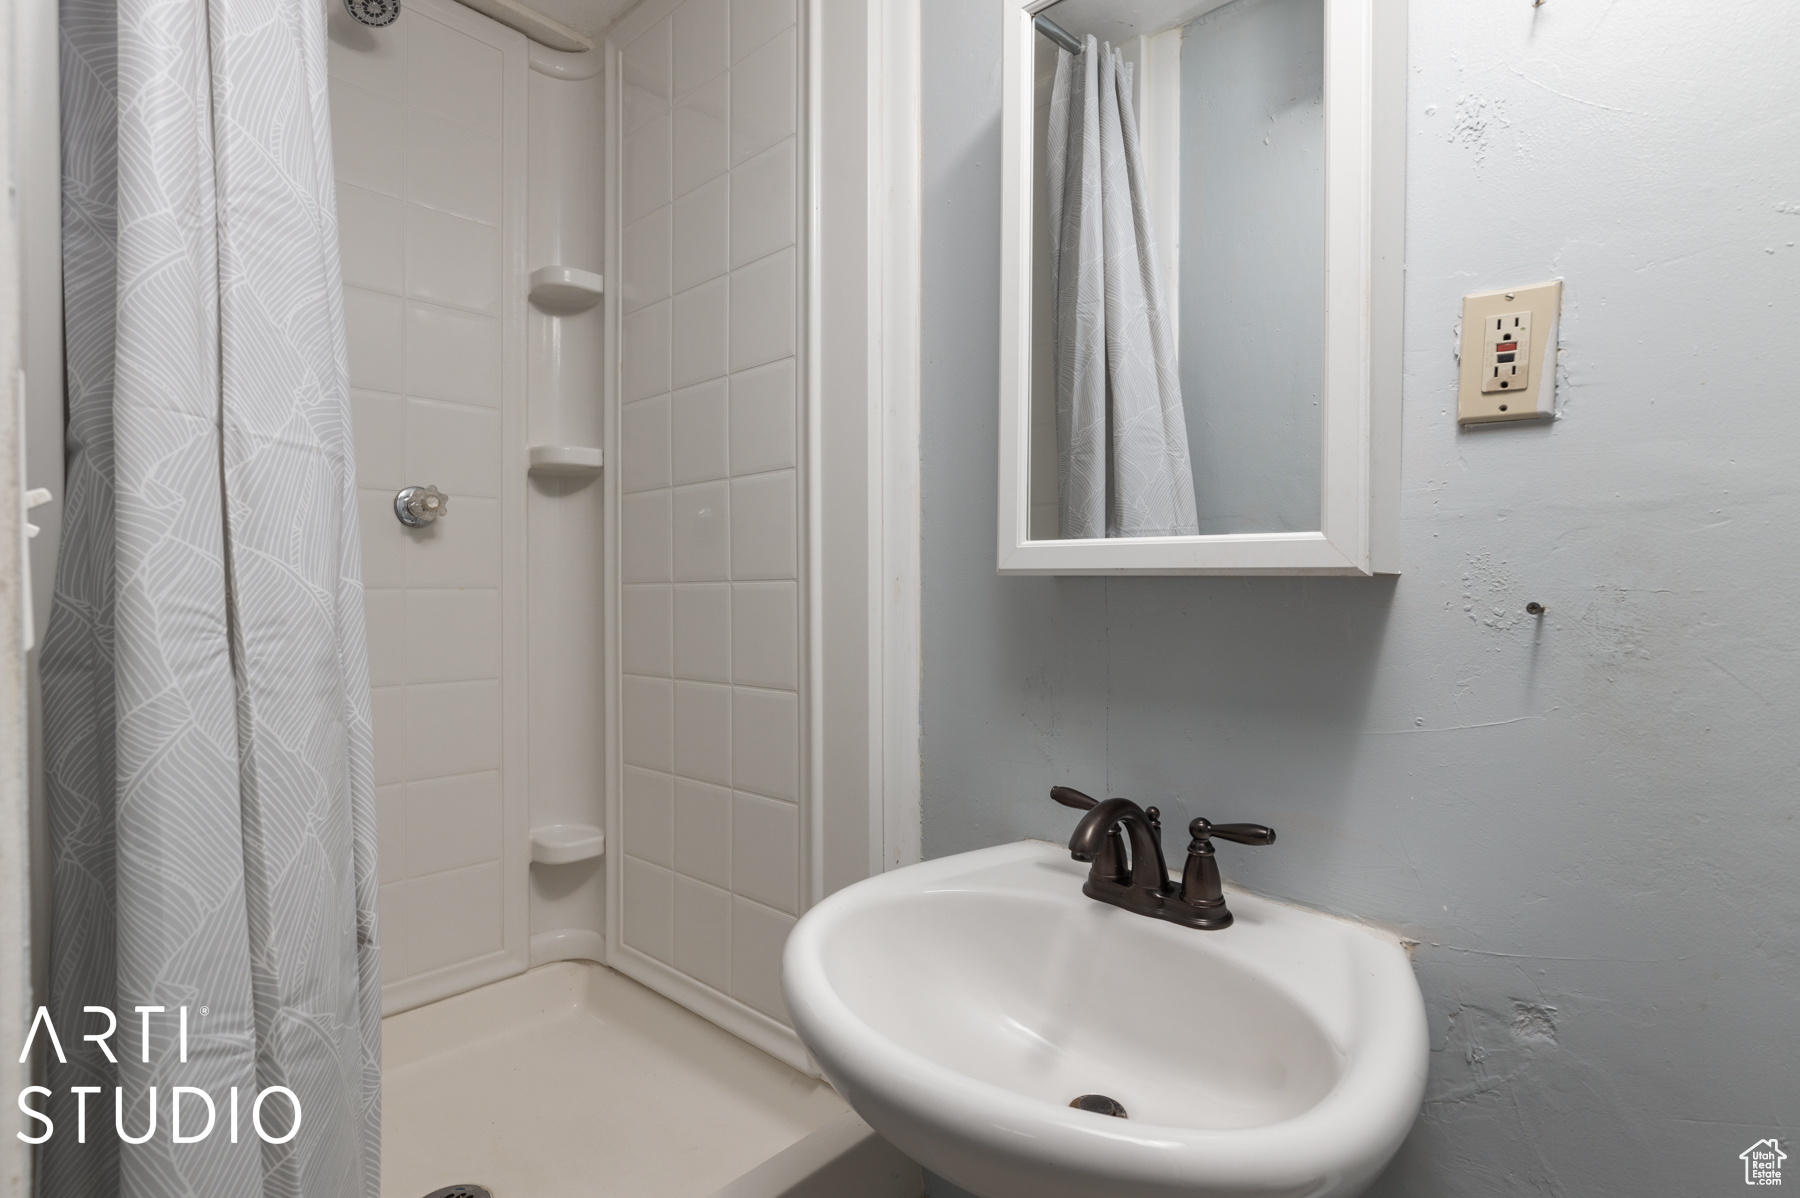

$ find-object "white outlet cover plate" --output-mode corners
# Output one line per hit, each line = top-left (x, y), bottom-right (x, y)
(1459, 281), (1561, 425)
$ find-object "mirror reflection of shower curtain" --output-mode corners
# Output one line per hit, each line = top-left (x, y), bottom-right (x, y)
(38, 0), (381, 1190)
(1047, 35), (1199, 539)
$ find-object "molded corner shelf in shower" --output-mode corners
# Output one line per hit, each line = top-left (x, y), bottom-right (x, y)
(528, 265), (604, 311)
(528, 444), (603, 477)
(529, 823), (605, 866)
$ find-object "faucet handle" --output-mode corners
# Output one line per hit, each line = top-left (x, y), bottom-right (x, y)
(1050, 786), (1099, 811)
(1188, 818), (1275, 847)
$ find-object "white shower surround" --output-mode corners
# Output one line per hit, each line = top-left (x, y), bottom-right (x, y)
(603, 0), (925, 1074)
(330, 0), (536, 1015)
(523, 36), (612, 974)
(330, 0), (923, 1055)
(607, 0), (815, 1070)
(331, 0), (616, 1016)
(326, 3), (928, 1185)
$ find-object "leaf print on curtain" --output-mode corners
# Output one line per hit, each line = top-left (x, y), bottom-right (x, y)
(40, 0), (381, 1189)
(1047, 35), (1199, 539)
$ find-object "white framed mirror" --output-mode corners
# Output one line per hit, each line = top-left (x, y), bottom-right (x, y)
(997, 0), (1405, 575)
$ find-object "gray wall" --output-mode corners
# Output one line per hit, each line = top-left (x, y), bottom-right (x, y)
(920, 1), (1800, 1195)
(1179, 0), (1322, 534)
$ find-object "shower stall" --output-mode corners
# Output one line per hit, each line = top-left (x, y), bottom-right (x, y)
(16, 0), (923, 1190)
(332, 0), (921, 1190)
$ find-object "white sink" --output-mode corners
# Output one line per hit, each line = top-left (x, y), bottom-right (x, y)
(783, 841), (1427, 1198)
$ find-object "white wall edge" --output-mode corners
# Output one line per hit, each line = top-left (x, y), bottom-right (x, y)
(874, 0), (923, 871)
(0, 0), (34, 1176)
(803, 0), (827, 913)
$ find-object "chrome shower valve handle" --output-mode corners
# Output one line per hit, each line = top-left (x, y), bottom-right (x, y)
(395, 485), (449, 528)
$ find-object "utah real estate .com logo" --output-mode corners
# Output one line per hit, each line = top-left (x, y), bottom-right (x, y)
(1741, 1139), (1785, 1187)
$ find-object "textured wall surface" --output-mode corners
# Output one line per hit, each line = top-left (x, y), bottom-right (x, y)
(920, 1), (1800, 1194)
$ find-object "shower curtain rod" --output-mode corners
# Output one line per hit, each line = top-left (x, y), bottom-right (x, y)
(1034, 13), (1082, 54)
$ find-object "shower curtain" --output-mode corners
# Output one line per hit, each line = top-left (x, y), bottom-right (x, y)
(1048, 35), (1200, 539)
(39, 0), (381, 1188)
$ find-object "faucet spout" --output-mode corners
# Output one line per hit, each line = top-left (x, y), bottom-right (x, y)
(1067, 797), (1170, 893)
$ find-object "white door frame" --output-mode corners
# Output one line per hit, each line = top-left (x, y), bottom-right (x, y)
(806, 0), (923, 896)
(817, 0), (923, 895)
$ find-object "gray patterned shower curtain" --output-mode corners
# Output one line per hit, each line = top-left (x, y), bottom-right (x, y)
(39, 0), (381, 1189)
(1048, 35), (1199, 539)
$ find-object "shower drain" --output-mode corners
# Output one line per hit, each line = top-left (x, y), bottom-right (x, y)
(1068, 1093), (1128, 1118)
(421, 1187), (492, 1198)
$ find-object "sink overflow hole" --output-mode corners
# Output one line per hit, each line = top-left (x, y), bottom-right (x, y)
(421, 1187), (493, 1198)
(1069, 1093), (1128, 1119)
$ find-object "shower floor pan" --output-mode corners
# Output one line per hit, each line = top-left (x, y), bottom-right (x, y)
(383, 961), (919, 1198)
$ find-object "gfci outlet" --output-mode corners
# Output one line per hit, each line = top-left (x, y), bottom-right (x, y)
(1458, 281), (1561, 424)
(1480, 310), (1530, 393)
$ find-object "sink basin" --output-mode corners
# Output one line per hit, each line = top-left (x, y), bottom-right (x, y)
(783, 841), (1427, 1198)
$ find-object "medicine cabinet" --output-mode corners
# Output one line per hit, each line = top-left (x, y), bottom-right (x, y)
(997, 0), (1405, 574)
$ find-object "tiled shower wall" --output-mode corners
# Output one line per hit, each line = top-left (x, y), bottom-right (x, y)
(616, 0), (804, 1026)
(330, 0), (529, 1010)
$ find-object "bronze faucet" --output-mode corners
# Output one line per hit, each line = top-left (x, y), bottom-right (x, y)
(1051, 786), (1274, 930)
